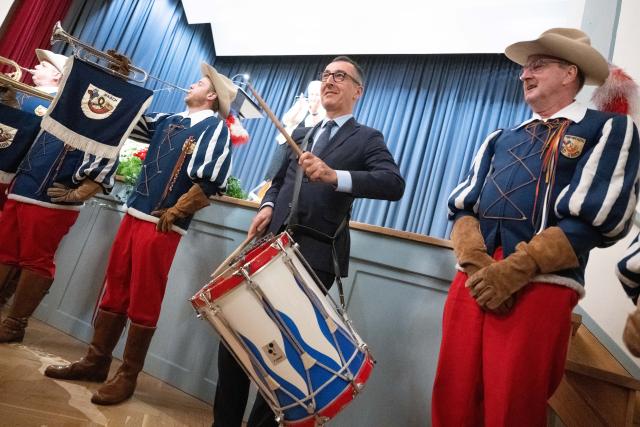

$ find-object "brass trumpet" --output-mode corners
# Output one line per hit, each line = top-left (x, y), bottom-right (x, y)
(50, 22), (188, 92)
(0, 55), (53, 101)
(0, 56), (22, 81)
(51, 21), (148, 83)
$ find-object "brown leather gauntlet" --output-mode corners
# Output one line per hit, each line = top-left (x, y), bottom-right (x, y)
(467, 226), (579, 310)
(152, 184), (210, 233)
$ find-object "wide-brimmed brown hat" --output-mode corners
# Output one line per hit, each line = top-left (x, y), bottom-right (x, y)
(200, 62), (238, 117)
(35, 49), (68, 74)
(504, 28), (609, 86)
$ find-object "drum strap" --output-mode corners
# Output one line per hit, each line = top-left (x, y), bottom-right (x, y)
(286, 125), (348, 309)
(286, 125), (316, 228)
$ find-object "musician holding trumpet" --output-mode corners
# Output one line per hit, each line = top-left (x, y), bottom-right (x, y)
(18, 49), (67, 115)
(212, 56), (405, 427)
(0, 49), (120, 343)
(45, 63), (237, 406)
(0, 49), (66, 210)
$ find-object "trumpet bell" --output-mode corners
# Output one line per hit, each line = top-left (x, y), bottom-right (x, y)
(50, 21), (148, 83)
(0, 55), (22, 82)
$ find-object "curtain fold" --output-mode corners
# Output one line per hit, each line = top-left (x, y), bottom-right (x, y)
(62, 0), (532, 239)
(215, 55), (530, 238)
(60, 0), (215, 113)
(0, 0), (72, 84)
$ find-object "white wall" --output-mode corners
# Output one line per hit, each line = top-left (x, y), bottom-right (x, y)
(581, 0), (640, 370)
(0, 0), (14, 27)
(182, 0), (585, 56)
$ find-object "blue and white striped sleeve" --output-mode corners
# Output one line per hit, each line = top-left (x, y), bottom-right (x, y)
(186, 119), (232, 196)
(129, 112), (172, 143)
(74, 152), (119, 193)
(447, 130), (501, 220)
(617, 233), (640, 304)
(555, 115), (640, 254)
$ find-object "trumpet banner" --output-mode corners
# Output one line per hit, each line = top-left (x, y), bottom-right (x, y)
(0, 103), (41, 183)
(41, 57), (153, 159)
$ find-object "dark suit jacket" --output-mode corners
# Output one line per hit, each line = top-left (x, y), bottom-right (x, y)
(262, 117), (405, 275)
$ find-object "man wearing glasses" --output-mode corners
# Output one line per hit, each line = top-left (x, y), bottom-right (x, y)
(212, 56), (405, 427)
(433, 28), (639, 426)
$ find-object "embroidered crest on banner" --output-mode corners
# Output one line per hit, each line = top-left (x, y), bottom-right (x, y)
(0, 124), (17, 149)
(81, 84), (122, 120)
(560, 135), (586, 159)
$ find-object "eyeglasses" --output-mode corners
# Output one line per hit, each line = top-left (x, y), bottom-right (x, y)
(320, 70), (361, 85)
(521, 58), (571, 74)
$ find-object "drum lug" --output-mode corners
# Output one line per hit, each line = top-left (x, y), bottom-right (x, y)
(275, 413), (284, 426)
(199, 292), (221, 316)
(306, 401), (316, 414)
(315, 415), (330, 426)
(240, 267), (257, 290)
(353, 381), (365, 396)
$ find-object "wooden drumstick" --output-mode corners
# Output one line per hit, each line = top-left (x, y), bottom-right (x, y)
(211, 235), (254, 278)
(245, 82), (303, 157)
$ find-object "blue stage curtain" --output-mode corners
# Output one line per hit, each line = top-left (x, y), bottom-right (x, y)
(62, 0), (532, 239)
(60, 0), (214, 113)
(214, 55), (531, 238)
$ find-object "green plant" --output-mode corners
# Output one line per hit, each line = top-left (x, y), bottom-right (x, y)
(116, 155), (143, 185)
(225, 176), (248, 200)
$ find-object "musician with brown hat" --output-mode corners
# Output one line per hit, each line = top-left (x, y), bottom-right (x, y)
(43, 63), (237, 406)
(16, 49), (68, 115)
(432, 28), (639, 426)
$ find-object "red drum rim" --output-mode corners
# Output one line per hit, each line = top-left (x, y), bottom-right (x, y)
(284, 352), (375, 427)
(190, 233), (292, 309)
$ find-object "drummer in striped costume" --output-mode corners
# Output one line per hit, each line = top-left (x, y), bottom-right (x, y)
(432, 28), (640, 427)
(45, 63), (236, 406)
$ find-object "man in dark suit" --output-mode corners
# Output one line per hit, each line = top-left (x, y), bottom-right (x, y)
(212, 56), (405, 427)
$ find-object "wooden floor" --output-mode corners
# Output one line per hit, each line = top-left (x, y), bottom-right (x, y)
(0, 312), (213, 427)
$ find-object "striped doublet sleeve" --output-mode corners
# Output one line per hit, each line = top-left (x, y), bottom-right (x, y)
(617, 233), (640, 303)
(555, 115), (640, 252)
(186, 118), (232, 196)
(129, 112), (171, 143)
(74, 151), (119, 191)
(447, 130), (502, 219)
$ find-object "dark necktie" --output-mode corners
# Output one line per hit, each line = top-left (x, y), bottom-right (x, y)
(312, 120), (336, 157)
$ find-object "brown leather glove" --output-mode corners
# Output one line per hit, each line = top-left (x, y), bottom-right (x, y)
(466, 226), (579, 310)
(451, 215), (515, 314)
(46, 179), (102, 203)
(151, 184), (210, 233)
(623, 304), (640, 357)
(451, 215), (495, 276)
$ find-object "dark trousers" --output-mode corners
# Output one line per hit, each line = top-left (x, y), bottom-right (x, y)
(211, 269), (336, 427)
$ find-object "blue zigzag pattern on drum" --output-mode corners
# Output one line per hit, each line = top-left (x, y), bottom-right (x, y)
(240, 335), (311, 421)
(238, 303), (367, 422)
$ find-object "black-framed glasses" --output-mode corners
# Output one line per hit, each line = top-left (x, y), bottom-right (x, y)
(521, 58), (571, 74)
(320, 70), (361, 85)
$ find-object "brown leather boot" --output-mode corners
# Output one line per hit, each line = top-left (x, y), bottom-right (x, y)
(91, 322), (155, 405)
(0, 269), (53, 343)
(0, 264), (19, 319)
(0, 271), (19, 307)
(44, 309), (128, 381)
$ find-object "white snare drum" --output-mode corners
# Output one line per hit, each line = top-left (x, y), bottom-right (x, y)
(191, 232), (374, 426)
